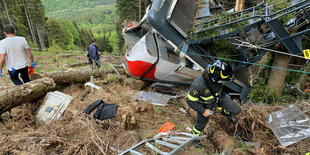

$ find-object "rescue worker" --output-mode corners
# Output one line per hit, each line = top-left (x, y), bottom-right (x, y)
(0, 24), (36, 85)
(186, 60), (241, 148)
(88, 39), (100, 70)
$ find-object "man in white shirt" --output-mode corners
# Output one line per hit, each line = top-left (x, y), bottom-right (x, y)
(0, 24), (36, 85)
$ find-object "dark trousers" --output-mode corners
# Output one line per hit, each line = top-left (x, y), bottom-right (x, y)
(194, 93), (241, 132)
(8, 67), (30, 86)
(88, 58), (100, 70)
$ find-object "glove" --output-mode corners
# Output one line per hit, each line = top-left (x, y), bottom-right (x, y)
(31, 62), (36, 68)
(96, 60), (99, 63)
(87, 60), (90, 64)
(0, 70), (2, 77)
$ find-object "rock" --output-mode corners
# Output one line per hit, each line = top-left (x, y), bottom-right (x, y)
(132, 101), (153, 113)
(132, 80), (145, 90)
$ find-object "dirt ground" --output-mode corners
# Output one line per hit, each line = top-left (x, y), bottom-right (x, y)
(1, 53), (310, 154)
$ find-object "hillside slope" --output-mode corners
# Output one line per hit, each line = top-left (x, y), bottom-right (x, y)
(42, 0), (116, 31)
(42, 0), (115, 13)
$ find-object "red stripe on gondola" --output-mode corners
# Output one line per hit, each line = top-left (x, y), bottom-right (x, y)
(126, 59), (156, 79)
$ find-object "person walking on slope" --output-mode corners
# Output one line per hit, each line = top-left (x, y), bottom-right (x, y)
(0, 24), (36, 85)
(88, 39), (100, 70)
(186, 60), (241, 148)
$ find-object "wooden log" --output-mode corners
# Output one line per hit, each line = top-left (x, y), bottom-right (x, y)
(0, 86), (10, 91)
(0, 77), (56, 115)
(179, 98), (245, 154)
(44, 69), (126, 85)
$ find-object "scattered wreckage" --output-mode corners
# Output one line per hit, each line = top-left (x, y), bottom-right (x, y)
(123, 0), (310, 102)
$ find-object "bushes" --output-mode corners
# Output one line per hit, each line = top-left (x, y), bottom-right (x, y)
(249, 77), (309, 104)
(47, 44), (62, 53)
(249, 78), (280, 104)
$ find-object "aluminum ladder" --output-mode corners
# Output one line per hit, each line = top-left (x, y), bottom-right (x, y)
(119, 132), (206, 155)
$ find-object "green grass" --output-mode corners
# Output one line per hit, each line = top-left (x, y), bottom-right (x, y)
(175, 102), (183, 108)
(32, 50), (88, 73)
(32, 51), (56, 56)
(103, 63), (112, 70)
(107, 74), (117, 81)
(154, 106), (162, 112)
(66, 58), (76, 64)
(233, 142), (252, 152)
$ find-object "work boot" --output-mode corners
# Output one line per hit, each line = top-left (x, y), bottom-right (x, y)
(226, 115), (237, 123)
(220, 110), (237, 123)
(192, 140), (203, 148)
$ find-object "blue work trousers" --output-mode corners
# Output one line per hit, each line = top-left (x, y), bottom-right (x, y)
(8, 67), (30, 85)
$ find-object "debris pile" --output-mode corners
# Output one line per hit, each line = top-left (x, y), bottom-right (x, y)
(0, 57), (310, 154)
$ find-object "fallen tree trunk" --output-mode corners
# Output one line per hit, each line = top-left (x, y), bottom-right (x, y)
(0, 77), (56, 115)
(45, 69), (126, 85)
(0, 86), (10, 91)
(179, 98), (244, 154)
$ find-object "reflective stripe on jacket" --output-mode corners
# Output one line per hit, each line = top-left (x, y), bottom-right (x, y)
(186, 75), (222, 114)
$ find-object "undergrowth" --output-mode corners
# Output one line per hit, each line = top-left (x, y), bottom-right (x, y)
(248, 78), (279, 104)
(250, 77), (309, 104)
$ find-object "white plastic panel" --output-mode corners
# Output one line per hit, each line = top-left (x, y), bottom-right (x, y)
(35, 91), (73, 124)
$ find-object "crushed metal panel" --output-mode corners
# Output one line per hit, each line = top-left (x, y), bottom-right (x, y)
(134, 91), (175, 106)
(166, 0), (197, 37)
(267, 105), (310, 147)
(197, 0), (211, 19)
(35, 91), (73, 124)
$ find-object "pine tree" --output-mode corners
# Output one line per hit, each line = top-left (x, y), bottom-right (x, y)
(46, 18), (70, 49)
(115, 0), (151, 53)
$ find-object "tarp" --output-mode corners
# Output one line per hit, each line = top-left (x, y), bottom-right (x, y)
(267, 105), (310, 147)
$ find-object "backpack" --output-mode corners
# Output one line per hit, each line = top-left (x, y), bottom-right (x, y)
(83, 99), (118, 120)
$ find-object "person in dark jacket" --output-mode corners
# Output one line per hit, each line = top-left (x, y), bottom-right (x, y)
(186, 60), (241, 148)
(88, 39), (100, 70)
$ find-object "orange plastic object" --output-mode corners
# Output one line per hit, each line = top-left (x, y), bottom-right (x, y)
(158, 121), (175, 133)
(28, 66), (35, 76)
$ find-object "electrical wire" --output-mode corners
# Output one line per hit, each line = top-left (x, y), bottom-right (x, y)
(231, 38), (305, 59)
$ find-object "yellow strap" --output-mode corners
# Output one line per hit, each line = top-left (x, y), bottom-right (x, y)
(223, 109), (230, 114)
(200, 93), (219, 101)
(187, 92), (199, 101)
(201, 95), (214, 101)
(192, 126), (201, 136)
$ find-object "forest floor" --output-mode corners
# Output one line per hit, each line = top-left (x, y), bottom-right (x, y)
(0, 51), (310, 154)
